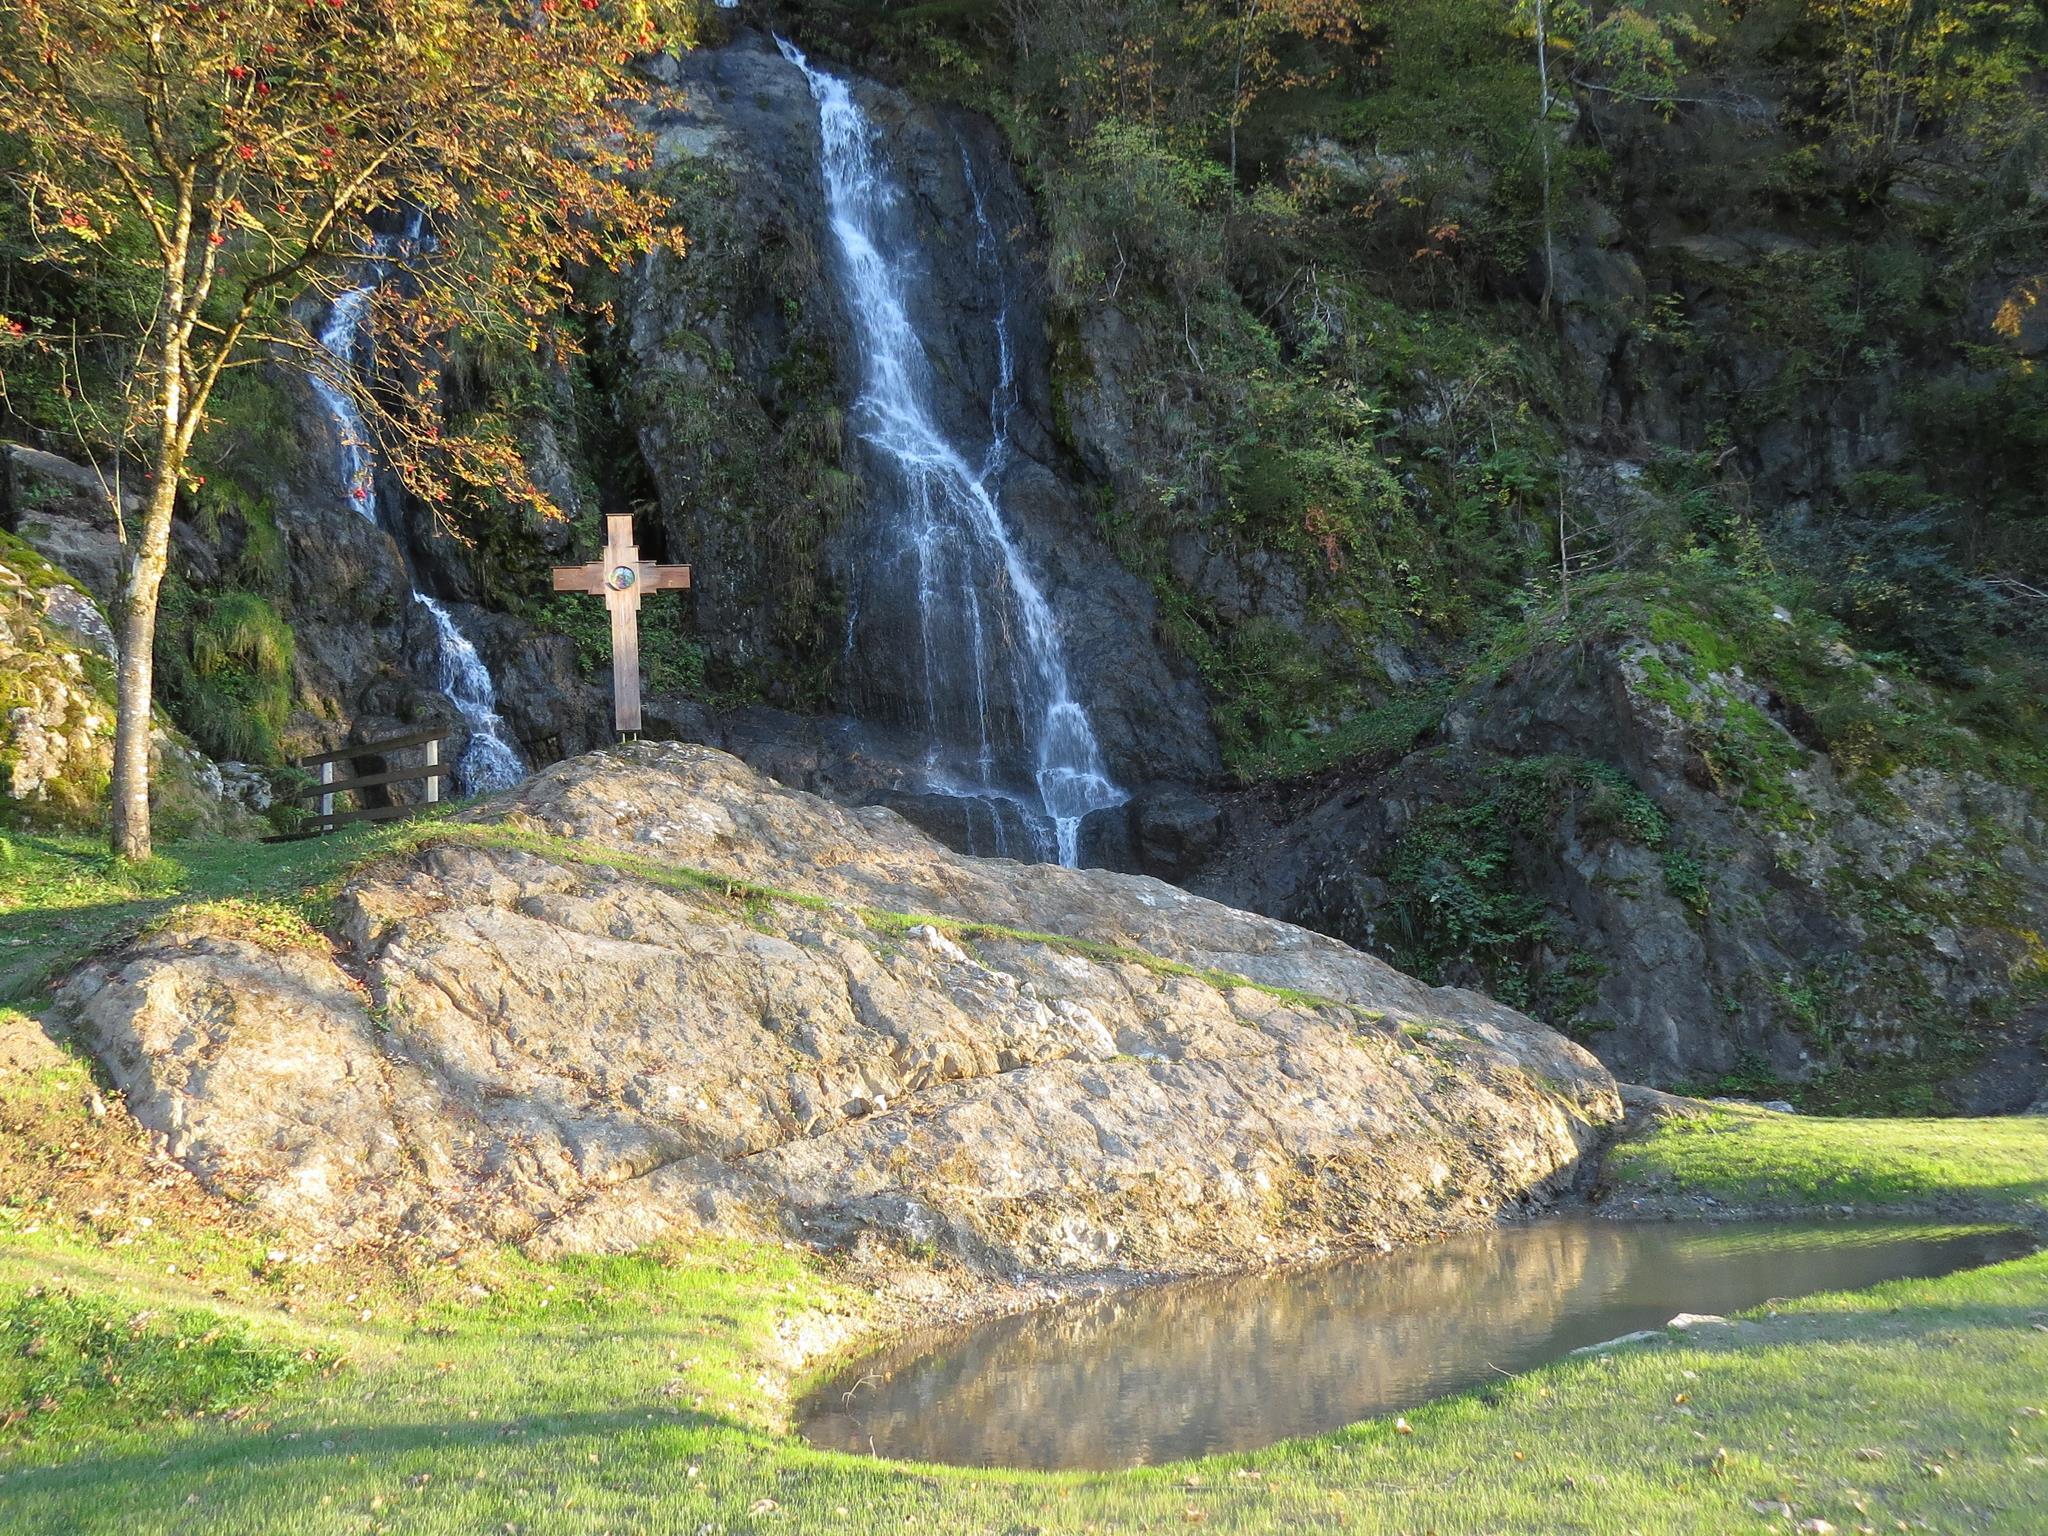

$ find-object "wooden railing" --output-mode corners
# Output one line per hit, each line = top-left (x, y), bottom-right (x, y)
(265, 725), (450, 841)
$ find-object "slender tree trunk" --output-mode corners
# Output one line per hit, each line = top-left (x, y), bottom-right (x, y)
(110, 247), (188, 862)
(1535, 0), (1557, 319)
(1230, 7), (1247, 181)
(109, 452), (181, 861)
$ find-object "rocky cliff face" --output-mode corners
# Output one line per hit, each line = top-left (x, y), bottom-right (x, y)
(1197, 633), (2048, 1104)
(57, 744), (1618, 1273)
(1, 448), (257, 835)
(615, 37), (1219, 805)
(265, 347), (614, 776)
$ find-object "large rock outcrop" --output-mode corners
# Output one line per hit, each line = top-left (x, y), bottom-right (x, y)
(57, 743), (1617, 1275)
(1199, 632), (2048, 1101)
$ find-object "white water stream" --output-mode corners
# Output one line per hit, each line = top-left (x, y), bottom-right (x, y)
(778, 37), (1123, 865)
(307, 222), (524, 796)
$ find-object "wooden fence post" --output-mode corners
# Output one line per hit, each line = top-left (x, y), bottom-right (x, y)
(267, 727), (453, 841)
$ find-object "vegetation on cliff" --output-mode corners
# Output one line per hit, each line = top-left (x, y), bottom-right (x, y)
(741, 0), (2046, 1105)
(785, 0), (2044, 772)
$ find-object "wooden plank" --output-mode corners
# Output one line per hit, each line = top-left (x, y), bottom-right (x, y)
(552, 565), (605, 592)
(285, 762), (452, 801)
(646, 565), (692, 590)
(611, 581), (642, 734)
(297, 726), (449, 767)
(261, 800), (427, 842)
(295, 801), (425, 833)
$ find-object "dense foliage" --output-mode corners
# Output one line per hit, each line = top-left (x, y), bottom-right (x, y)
(0, 0), (700, 854)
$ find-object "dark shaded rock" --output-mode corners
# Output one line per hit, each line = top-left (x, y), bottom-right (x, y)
(1197, 634), (2048, 1094)
(864, 788), (1065, 865)
(1131, 784), (1224, 880)
(464, 608), (610, 763)
(1551, 234), (1648, 444)
(1945, 1006), (2048, 1116)
(2, 443), (130, 611)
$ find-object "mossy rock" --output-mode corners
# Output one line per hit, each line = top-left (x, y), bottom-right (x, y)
(0, 550), (116, 831)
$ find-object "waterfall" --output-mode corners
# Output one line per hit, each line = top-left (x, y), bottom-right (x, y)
(308, 221), (525, 797)
(777, 36), (1124, 866)
(415, 594), (525, 789)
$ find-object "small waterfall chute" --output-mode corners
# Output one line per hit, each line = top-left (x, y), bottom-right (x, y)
(307, 219), (525, 797)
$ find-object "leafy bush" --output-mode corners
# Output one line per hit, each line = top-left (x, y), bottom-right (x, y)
(1378, 754), (1689, 1028)
(535, 590), (707, 698)
(156, 584), (295, 764)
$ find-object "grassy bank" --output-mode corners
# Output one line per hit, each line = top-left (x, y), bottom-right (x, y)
(4, 970), (2045, 1536)
(0, 825), (435, 1020)
(1606, 1111), (2048, 1224)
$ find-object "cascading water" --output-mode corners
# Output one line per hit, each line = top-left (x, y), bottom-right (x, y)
(777, 36), (1123, 866)
(413, 593), (525, 790)
(307, 222), (525, 796)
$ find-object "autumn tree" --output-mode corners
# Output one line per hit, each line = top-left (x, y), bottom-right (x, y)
(1801, 0), (2041, 191)
(1215, 0), (1369, 177)
(0, 0), (691, 859)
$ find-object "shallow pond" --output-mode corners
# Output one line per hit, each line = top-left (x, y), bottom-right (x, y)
(797, 1217), (2031, 1470)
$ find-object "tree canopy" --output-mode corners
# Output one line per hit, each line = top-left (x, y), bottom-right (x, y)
(0, 0), (694, 856)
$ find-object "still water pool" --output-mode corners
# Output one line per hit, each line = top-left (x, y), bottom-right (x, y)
(797, 1218), (2031, 1470)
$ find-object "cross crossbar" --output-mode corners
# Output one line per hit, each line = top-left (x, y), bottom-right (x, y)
(550, 513), (691, 734)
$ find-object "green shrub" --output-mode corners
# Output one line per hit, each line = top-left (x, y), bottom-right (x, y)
(1377, 755), (1678, 1029)
(156, 584), (295, 764)
(535, 590), (706, 698)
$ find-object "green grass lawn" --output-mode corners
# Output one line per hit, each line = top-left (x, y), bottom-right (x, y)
(1607, 1111), (2048, 1219)
(0, 824), (439, 1018)
(4, 834), (2047, 1532)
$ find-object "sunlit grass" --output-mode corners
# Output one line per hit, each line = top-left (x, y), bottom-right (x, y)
(3, 1056), (2044, 1534)
(1608, 1109), (2048, 1217)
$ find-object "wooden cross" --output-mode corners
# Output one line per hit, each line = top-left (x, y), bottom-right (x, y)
(551, 513), (691, 735)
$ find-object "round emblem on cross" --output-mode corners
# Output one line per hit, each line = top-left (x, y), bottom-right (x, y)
(607, 564), (638, 592)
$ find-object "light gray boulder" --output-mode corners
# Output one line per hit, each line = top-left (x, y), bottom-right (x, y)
(59, 743), (1620, 1275)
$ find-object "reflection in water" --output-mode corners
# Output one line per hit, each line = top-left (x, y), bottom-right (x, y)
(798, 1218), (2030, 1470)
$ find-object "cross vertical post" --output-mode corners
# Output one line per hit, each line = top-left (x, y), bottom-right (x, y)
(551, 514), (692, 738)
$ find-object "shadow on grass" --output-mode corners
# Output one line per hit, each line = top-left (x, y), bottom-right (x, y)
(1, 897), (184, 1002)
(0, 825), (414, 1007)
(2, 1401), (744, 1492)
